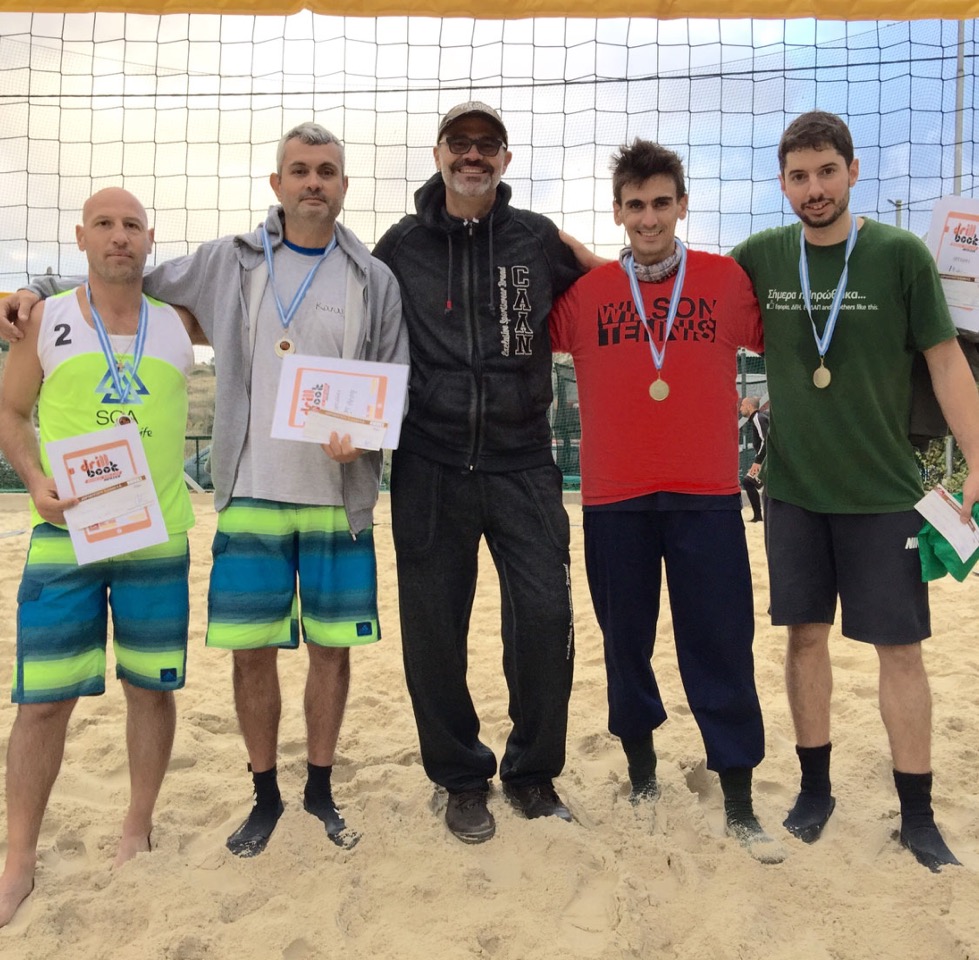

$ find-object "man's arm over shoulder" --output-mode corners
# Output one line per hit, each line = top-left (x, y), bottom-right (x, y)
(0, 275), (78, 341)
(924, 336), (979, 519)
(3, 243), (230, 344)
(523, 212), (584, 299)
(0, 302), (77, 523)
(559, 230), (611, 273)
(140, 243), (229, 337)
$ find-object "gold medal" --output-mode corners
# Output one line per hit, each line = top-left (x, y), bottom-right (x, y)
(649, 378), (670, 401)
(275, 337), (295, 358)
(812, 362), (831, 389)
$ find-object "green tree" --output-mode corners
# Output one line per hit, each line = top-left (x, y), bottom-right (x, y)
(915, 438), (967, 493)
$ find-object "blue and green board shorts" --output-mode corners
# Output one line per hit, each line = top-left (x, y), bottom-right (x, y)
(206, 498), (380, 650)
(13, 524), (190, 704)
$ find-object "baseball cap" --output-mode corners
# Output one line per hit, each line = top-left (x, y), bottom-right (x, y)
(437, 101), (508, 145)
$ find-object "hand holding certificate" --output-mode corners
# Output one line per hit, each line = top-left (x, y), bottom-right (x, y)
(915, 484), (979, 564)
(46, 421), (168, 564)
(270, 354), (409, 451)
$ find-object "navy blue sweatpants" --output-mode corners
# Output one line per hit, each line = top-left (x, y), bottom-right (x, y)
(583, 507), (764, 773)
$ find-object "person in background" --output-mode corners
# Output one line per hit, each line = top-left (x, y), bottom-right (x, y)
(740, 395), (769, 523)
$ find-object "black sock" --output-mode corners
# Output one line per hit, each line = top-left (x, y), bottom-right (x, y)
(783, 743), (835, 842)
(621, 734), (656, 786)
(893, 770), (959, 871)
(251, 764), (282, 807)
(719, 766), (758, 827)
(226, 765), (284, 858)
(797, 743), (833, 797)
(304, 762), (360, 848)
(893, 769), (934, 831)
(304, 762), (334, 804)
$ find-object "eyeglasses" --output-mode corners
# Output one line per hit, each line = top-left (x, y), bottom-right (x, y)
(440, 136), (506, 157)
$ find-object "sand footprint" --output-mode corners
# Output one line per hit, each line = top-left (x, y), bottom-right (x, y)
(560, 863), (619, 956)
(282, 939), (317, 960)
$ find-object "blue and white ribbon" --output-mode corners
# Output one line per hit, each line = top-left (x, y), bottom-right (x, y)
(624, 238), (688, 378)
(260, 226), (337, 332)
(87, 283), (148, 405)
(798, 216), (858, 365)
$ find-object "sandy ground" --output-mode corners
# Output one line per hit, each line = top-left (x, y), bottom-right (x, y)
(0, 491), (977, 960)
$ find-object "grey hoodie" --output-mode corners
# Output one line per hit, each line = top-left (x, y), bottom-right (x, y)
(30, 206), (407, 532)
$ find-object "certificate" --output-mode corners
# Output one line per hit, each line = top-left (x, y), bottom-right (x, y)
(927, 196), (979, 336)
(270, 354), (409, 451)
(46, 422), (168, 564)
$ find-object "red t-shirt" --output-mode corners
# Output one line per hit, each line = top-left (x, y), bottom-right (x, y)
(549, 251), (764, 505)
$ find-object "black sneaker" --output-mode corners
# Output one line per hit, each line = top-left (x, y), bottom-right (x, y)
(445, 789), (496, 844)
(503, 781), (573, 822)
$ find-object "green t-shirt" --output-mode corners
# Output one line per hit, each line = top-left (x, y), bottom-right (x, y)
(731, 218), (956, 513)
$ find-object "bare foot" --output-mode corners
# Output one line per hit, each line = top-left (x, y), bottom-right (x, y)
(0, 868), (35, 927)
(113, 832), (151, 868)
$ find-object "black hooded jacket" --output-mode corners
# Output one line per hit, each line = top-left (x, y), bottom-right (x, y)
(374, 173), (582, 472)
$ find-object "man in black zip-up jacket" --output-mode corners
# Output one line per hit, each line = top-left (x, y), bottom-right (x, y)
(373, 101), (583, 843)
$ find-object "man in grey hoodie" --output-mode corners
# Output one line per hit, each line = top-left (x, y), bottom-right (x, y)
(3, 123), (407, 857)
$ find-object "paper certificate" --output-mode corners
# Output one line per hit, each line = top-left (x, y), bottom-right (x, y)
(915, 484), (979, 564)
(927, 196), (979, 336)
(270, 354), (409, 451)
(46, 422), (168, 564)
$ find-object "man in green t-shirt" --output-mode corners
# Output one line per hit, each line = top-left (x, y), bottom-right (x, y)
(731, 111), (979, 872)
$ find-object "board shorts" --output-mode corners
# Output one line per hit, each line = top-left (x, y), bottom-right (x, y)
(766, 498), (930, 645)
(13, 524), (190, 704)
(206, 498), (379, 650)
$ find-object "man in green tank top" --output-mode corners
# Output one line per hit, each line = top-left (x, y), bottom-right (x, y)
(0, 189), (203, 926)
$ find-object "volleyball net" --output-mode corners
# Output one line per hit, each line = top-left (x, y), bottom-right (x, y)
(0, 13), (975, 487)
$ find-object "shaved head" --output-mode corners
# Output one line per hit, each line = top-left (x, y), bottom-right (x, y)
(81, 188), (149, 228)
(76, 187), (154, 285)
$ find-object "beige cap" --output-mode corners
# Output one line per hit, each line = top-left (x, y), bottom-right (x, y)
(436, 101), (508, 145)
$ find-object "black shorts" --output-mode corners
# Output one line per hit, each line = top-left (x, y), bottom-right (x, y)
(765, 499), (930, 645)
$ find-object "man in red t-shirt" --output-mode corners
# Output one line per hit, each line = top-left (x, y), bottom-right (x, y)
(551, 139), (781, 862)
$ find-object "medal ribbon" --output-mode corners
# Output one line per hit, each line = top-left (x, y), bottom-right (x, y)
(798, 216), (858, 365)
(261, 226), (337, 332)
(87, 283), (148, 405)
(624, 238), (688, 378)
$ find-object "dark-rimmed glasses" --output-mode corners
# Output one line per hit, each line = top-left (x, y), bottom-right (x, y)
(440, 136), (506, 157)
